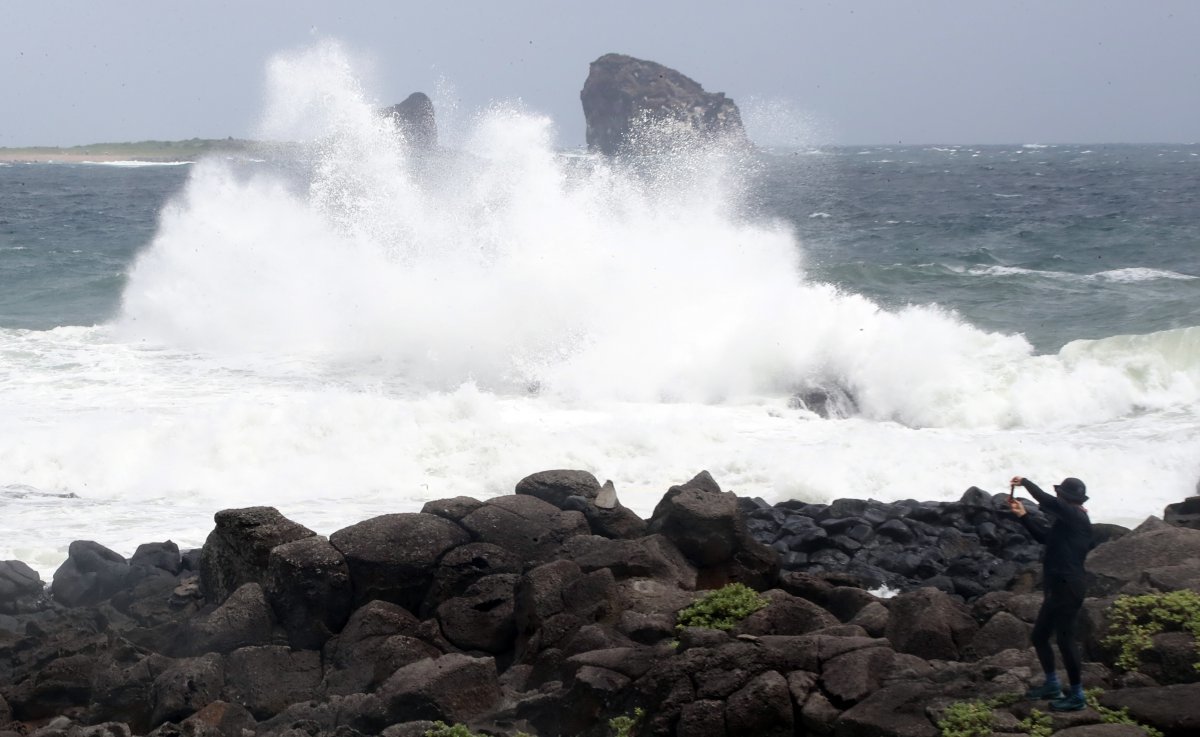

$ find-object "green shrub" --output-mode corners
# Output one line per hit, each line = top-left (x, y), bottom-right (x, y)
(1103, 589), (1200, 671)
(936, 700), (994, 737)
(675, 583), (769, 631)
(425, 722), (483, 737)
(609, 706), (645, 737)
(1018, 708), (1052, 737)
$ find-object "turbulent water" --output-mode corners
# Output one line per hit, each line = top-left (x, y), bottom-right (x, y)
(3, 44), (1199, 576)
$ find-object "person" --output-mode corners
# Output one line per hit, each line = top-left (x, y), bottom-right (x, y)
(1007, 475), (1093, 712)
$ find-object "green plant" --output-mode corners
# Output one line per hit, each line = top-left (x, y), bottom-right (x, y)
(675, 583), (769, 631)
(1018, 708), (1052, 737)
(609, 706), (645, 737)
(1084, 688), (1164, 737)
(1103, 589), (1200, 671)
(425, 722), (484, 737)
(936, 700), (994, 737)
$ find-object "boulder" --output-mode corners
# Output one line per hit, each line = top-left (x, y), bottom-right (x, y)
(422, 542), (522, 615)
(382, 92), (436, 150)
(130, 542), (182, 575)
(678, 699), (726, 737)
(515, 469), (601, 507)
(459, 495), (589, 565)
(221, 645), (322, 719)
(435, 573), (519, 653)
(377, 654), (501, 725)
(964, 611), (1030, 660)
(820, 646), (896, 706)
(329, 512), (469, 611)
(832, 682), (938, 737)
(187, 582), (275, 656)
(179, 701), (256, 737)
(732, 589), (839, 637)
(1165, 496), (1200, 530)
(1098, 682), (1200, 736)
(647, 471), (778, 587)
(50, 541), (130, 607)
(725, 670), (793, 737)
(561, 534), (696, 589)
(265, 536), (353, 649)
(321, 600), (440, 696)
(199, 507), (315, 604)
(0, 559), (44, 614)
(885, 587), (978, 660)
(420, 496), (483, 523)
(580, 53), (747, 156)
(150, 653), (225, 726)
(1088, 525), (1200, 595)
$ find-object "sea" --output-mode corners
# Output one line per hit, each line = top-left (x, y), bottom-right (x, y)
(3, 47), (1199, 579)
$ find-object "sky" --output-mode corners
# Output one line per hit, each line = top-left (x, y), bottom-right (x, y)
(2, 1), (1197, 148)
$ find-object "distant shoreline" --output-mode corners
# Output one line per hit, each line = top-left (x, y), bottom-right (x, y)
(0, 138), (256, 164)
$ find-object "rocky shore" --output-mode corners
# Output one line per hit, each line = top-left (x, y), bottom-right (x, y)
(3, 471), (1200, 737)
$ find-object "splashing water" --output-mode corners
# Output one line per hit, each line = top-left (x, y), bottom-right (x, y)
(3, 42), (1197, 575)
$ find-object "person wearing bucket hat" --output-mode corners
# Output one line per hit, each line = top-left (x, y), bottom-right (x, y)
(1007, 475), (1093, 712)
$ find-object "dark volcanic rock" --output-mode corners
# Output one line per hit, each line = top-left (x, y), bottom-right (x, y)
(0, 559), (44, 614)
(199, 507), (315, 605)
(377, 654), (501, 725)
(265, 536), (353, 650)
(382, 92), (436, 151)
(329, 512), (469, 611)
(459, 495), (589, 566)
(51, 541), (131, 607)
(885, 587), (978, 660)
(580, 53), (747, 156)
(1165, 496), (1200, 530)
(1087, 523), (1200, 595)
(648, 471), (778, 588)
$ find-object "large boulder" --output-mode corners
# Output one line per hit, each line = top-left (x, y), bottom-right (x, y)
(199, 507), (315, 604)
(580, 53), (747, 156)
(150, 654), (225, 726)
(186, 582), (275, 656)
(647, 471), (778, 588)
(724, 670), (793, 737)
(0, 560), (44, 614)
(1087, 524), (1200, 596)
(329, 512), (469, 611)
(50, 541), (131, 607)
(832, 682), (939, 737)
(435, 573), (519, 653)
(1165, 496), (1200, 530)
(1098, 682), (1200, 736)
(885, 587), (979, 660)
(265, 536), (353, 650)
(458, 495), (589, 566)
(382, 92), (436, 151)
(222, 645), (322, 720)
(321, 600), (440, 696)
(377, 654), (501, 725)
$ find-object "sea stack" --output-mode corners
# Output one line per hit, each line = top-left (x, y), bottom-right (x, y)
(382, 92), (437, 151)
(580, 53), (748, 155)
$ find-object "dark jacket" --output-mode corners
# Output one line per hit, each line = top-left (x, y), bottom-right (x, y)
(1017, 478), (1093, 581)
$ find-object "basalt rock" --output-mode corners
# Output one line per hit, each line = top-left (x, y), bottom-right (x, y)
(199, 507), (315, 605)
(382, 92), (436, 151)
(9, 477), (1200, 737)
(580, 53), (747, 156)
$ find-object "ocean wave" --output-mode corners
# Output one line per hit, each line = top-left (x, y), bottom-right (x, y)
(966, 265), (1198, 283)
(80, 160), (195, 167)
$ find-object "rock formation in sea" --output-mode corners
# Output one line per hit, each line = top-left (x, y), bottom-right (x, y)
(580, 53), (748, 156)
(3, 471), (1200, 736)
(382, 92), (437, 151)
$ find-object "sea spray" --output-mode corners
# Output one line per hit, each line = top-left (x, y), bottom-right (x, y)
(3, 43), (1197, 576)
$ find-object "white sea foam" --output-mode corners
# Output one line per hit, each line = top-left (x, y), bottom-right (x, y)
(80, 160), (195, 167)
(2, 41), (1198, 576)
(967, 264), (1197, 283)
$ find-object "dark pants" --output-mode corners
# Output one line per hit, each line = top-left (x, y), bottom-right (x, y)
(1032, 575), (1086, 685)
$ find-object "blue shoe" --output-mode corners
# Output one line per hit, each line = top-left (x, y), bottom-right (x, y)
(1050, 692), (1086, 712)
(1025, 682), (1064, 700)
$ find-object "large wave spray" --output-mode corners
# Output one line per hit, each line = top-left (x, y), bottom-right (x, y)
(116, 42), (1199, 430)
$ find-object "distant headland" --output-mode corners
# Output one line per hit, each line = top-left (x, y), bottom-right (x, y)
(0, 138), (256, 163)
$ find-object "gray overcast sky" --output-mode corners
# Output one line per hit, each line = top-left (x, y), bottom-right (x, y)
(3, 1), (1197, 148)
